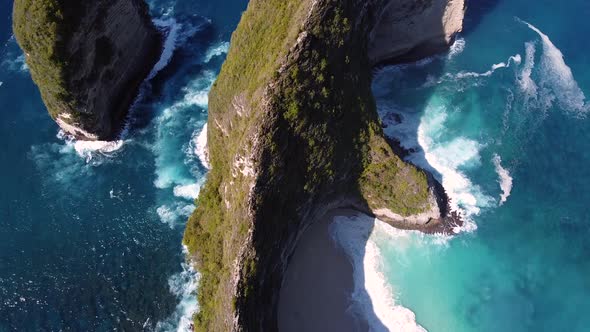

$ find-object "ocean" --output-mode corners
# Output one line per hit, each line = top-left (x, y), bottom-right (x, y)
(0, 0), (246, 330)
(331, 0), (590, 331)
(1, 0), (589, 331)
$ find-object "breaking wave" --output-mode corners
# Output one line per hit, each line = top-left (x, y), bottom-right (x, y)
(156, 203), (195, 228)
(193, 123), (210, 169)
(203, 41), (229, 63)
(152, 70), (215, 192)
(518, 19), (590, 117)
(155, 246), (200, 332)
(377, 98), (494, 232)
(447, 38), (466, 60)
(452, 54), (521, 79)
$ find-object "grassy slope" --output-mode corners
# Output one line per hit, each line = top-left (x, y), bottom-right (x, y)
(183, 1), (310, 330)
(12, 0), (74, 119)
(184, 0), (431, 330)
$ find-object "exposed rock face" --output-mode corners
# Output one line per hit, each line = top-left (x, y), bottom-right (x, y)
(13, 0), (162, 140)
(182, 0), (464, 331)
(369, 0), (466, 64)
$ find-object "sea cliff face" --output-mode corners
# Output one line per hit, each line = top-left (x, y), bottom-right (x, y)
(12, 0), (162, 140)
(183, 0), (464, 331)
(369, 0), (466, 64)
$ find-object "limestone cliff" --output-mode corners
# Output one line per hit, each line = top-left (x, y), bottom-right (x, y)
(369, 0), (466, 64)
(13, 0), (162, 140)
(183, 0), (464, 331)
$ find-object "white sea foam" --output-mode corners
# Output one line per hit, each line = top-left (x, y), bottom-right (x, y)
(153, 71), (215, 190)
(156, 203), (195, 228)
(173, 183), (201, 200)
(413, 103), (493, 231)
(447, 38), (466, 60)
(519, 19), (589, 117)
(73, 139), (125, 162)
(193, 123), (210, 169)
(203, 41), (229, 63)
(329, 214), (426, 332)
(518, 42), (538, 98)
(453, 54), (521, 79)
(492, 154), (513, 206)
(377, 95), (494, 233)
(0, 81), (3, 87)
(55, 130), (125, 162)
(155, 246), (200, 332)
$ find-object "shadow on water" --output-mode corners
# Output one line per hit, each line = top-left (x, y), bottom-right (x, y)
(462, 0), (501, 37)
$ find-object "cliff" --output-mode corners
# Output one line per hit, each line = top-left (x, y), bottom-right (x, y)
(183, 0), (464, 331)
(369, 0), (465, 64)
(13, 0), (162, 140)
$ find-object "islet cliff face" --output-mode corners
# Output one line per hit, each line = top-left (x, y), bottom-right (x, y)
(13, 0), (162, 140)
(183, 0), (465, 331)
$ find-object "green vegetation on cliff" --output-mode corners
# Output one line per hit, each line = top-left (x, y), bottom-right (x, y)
(13, 0), (160, 140)
(184, 1), (311, 330)
(184, 0), (432, 330)
(12, 0), (79, 118)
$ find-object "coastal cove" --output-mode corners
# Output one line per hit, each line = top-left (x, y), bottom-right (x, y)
(1, 0), (590, 331)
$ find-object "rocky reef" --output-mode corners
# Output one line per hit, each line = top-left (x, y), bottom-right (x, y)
(182, 0), (465, 331)
(13, 0), (162, 140)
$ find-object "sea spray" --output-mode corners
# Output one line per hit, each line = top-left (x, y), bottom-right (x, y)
(193, 123), (210, 169)
(155, 246), (200, 332)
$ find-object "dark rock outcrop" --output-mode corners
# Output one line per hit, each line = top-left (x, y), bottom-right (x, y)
(13, 0), (162, 140)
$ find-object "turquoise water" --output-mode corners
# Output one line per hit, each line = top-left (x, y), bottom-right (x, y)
(367, 1), (590, 331)
(2, 0), (589, 331)
(0, 0), (246, 330)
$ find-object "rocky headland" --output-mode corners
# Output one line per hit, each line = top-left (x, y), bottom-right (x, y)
(13, 0), (162, 140)
(183, 0), (465, 331)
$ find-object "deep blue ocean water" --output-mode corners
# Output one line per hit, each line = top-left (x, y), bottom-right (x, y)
(0, 0), (246, 330)
(1, 0), (589, 331)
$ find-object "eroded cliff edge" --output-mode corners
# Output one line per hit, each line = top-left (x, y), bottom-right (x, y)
(13, 0), (162, 140)
(183, 0), (464, 331)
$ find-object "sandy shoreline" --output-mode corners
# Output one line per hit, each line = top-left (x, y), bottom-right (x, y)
(278, 209), (369, 332)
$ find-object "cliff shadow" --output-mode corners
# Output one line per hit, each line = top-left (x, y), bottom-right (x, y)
(461, 0), (501, 37)
(278, 208), (390, 332)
